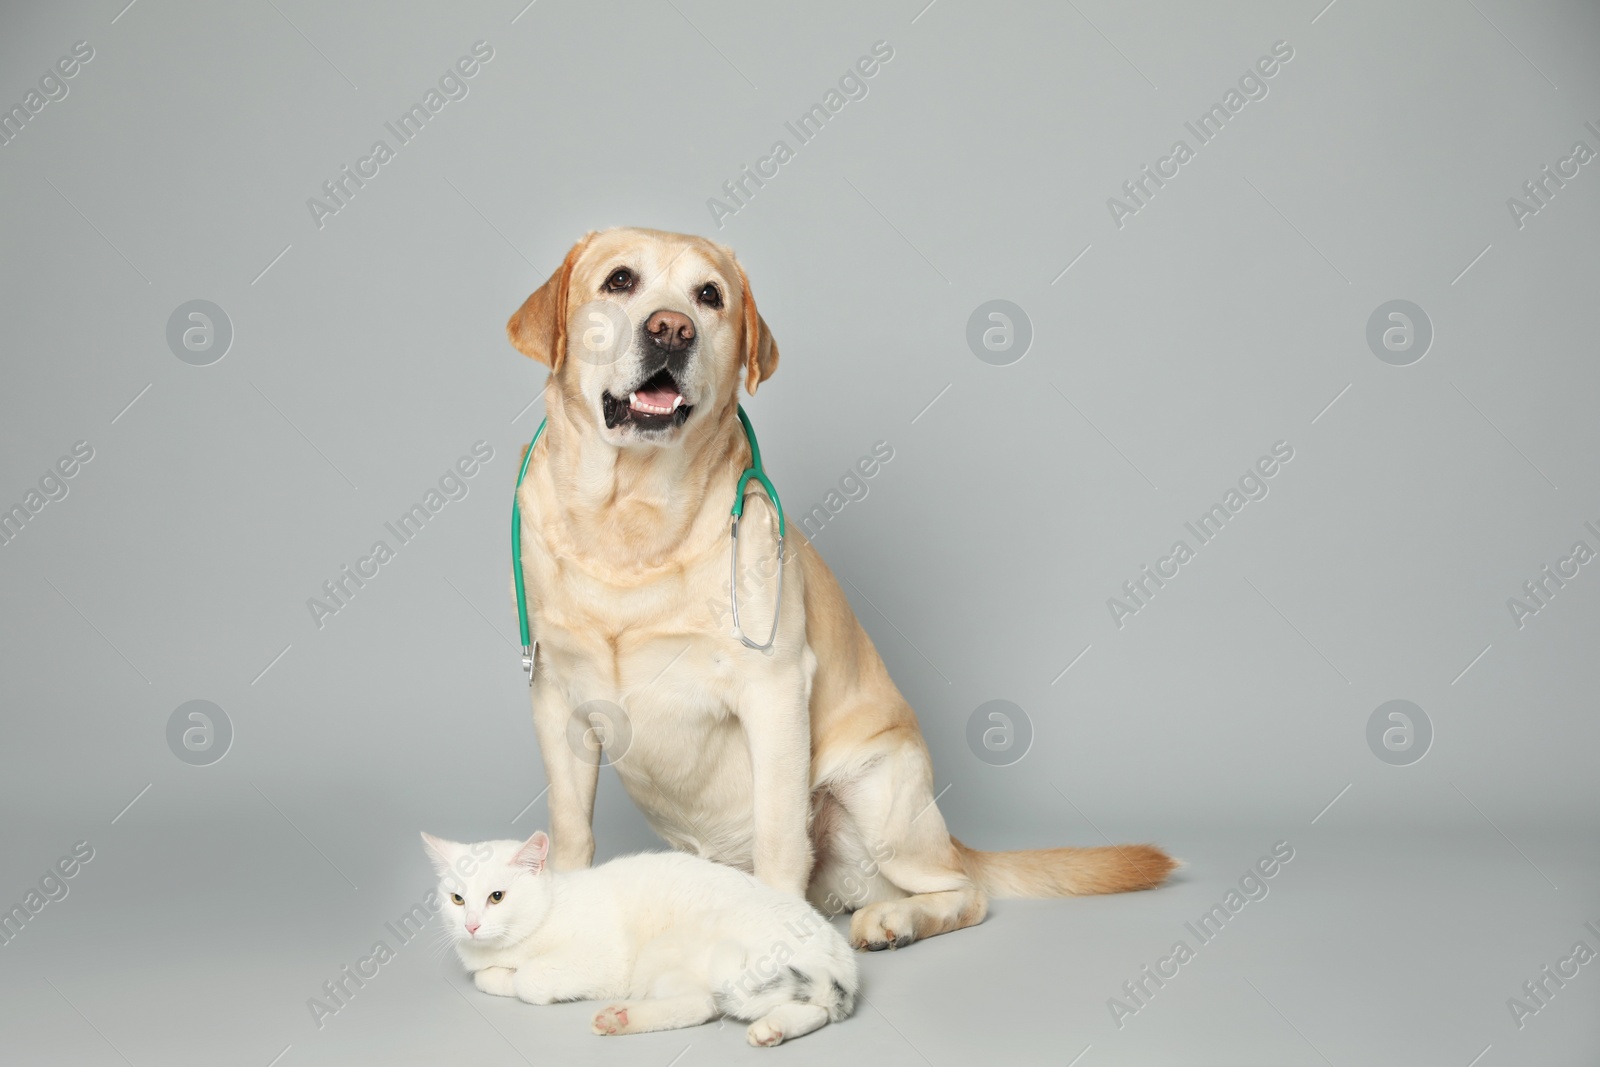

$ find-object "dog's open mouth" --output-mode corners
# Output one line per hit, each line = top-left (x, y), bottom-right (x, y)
(602, 368), (693, 431)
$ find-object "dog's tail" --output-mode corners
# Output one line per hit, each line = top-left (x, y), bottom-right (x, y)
(952, 837), (1177, 898)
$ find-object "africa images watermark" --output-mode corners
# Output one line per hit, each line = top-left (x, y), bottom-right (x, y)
(1106, 39), (1295, 229)
(1505, 118), (1600, 231)
(704, 440), (895, 642)
(306, 41), (495, 230)
(797, 440), (895, 541)
(0, 40), (95, 148)
(0, 841), (96, 948)
(1107, 441), (1295, 629)
(306, 442), (494, 629)
(816, 838), (896, 918)
(1505, 516), (1600, 630)
(1505, 920), (1600, 1031)
(1108, 840), (1295, 1029)
(306, 842), (492, 1029)
(706, 40), (895, 229)
(0, 440), (95, 549)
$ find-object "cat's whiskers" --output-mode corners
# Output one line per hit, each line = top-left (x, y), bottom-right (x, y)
(428, 928), (462, 964)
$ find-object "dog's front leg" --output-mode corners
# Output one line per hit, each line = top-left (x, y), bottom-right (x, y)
(739, 675), (814, 897)
(529, 675), (599, 870)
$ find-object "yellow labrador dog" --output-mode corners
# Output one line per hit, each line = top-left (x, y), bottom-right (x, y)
(507, 227), (1174, 949)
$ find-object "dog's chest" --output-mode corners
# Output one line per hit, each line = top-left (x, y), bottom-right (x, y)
(517, 485), (791, 869)
(533, 581), (771, 863)
(525, 537), (747, 734)
(519, 499), (777, 706)
(531, 561), (737, 697)
(542, 629), (760, 865)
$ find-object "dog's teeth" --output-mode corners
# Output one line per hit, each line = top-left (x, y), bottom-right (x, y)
(624, 391), (683, 417)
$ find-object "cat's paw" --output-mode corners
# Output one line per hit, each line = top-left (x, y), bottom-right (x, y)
(849, 900), (917, 951)
(512, 972), (557, 1005)
(473, 966), (517, 997)
(747, 1019), (786, 1047)
(592, 1005), (630, 1035)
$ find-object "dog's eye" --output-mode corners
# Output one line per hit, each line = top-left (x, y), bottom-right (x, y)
(488, 891), (504, 903)
(451, 893), (464, 905)
(697, 282), (723, 309)
(604, 268), (635, 293)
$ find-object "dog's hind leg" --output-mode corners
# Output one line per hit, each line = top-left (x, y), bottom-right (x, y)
(826, 740), (988, 950)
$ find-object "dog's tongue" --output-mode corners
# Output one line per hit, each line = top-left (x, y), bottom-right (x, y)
(633, 383), (680, 408)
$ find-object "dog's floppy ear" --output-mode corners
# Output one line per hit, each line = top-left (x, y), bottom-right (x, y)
(507, 232), (595, 370)
(737, 263), (779, 395)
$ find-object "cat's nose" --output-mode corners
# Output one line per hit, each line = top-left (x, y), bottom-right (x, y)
(465, 920), (480, 934)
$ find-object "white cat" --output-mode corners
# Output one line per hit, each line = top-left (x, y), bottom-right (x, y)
(421, 830), (859, 1047)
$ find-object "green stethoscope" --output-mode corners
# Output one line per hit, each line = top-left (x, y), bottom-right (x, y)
(512, 404), (786, 684)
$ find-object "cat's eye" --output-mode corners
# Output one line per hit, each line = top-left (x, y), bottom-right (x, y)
(489, 891), (504, 903)
(450, 893), (464, 905)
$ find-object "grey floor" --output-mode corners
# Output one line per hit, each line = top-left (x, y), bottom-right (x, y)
(3, 810), (1595, 1065)
(5, 0), (1600, 1063)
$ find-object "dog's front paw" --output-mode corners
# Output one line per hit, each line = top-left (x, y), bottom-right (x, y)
(473, 966), (516, 997)
(849, 900), (917, 951)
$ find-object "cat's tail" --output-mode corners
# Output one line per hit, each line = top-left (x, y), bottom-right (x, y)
(810, 963), (857, 1024)
(712, 962), (858, 1025)
(711, 948), (858, 1025)
(953, 837), (1178, 898)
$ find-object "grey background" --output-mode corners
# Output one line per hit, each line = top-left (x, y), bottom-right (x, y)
(2, 0), (1597, 1063)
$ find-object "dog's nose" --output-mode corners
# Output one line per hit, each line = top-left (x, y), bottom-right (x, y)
(644, 309), (695, 353)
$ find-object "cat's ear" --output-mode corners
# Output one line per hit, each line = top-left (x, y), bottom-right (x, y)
(420, 832), (458, 877)
(513, 831), (549, 874)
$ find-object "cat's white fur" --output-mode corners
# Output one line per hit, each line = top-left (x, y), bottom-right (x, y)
(421, 830), (858, 1047)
